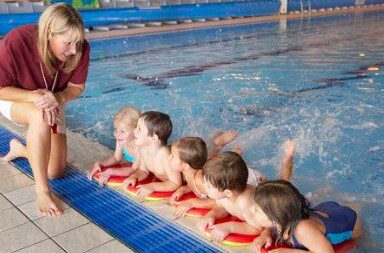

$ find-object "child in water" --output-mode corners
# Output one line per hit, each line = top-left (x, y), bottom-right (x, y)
(250, 180), (363, 253)
(88, 106), (141, 186)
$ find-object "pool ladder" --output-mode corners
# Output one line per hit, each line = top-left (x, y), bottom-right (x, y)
(300, 0), (311, 12)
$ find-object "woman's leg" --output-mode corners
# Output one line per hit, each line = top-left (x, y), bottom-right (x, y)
(47, 132), (67, 179)
(10, 102), (63, 217)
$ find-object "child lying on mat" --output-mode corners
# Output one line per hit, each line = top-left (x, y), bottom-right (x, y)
(169, 135), (264, 219)
(250, 180), (363, 253)
(88, 106), (141, 186)
(123, 111), (182, 201)
(197, 140), (295, 244)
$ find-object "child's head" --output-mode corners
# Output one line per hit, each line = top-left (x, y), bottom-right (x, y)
(251, 180), (310, 244)
(134, 111), (172, 146)
(114, 106), (141, 143)
(170, 137), (208, 172)
(202, 151), (248, 200)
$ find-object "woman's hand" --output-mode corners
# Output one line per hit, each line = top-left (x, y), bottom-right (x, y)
(34, 90), (59, 111)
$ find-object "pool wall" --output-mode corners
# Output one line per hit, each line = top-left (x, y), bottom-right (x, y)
(1, 0), (384, 35)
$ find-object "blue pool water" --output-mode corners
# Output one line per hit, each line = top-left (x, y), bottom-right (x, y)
(67, 11), (384, 251)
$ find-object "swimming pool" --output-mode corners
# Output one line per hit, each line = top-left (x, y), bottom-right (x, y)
(67, 11), (384, 252)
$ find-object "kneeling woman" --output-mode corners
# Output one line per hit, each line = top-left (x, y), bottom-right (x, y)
(0, 3), (89, 217)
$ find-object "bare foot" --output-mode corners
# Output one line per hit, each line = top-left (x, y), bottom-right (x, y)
(283, 140), (295, 157)
(213, 130), (238, 150)
(231, 146), (244, 155)
(2, 139), (26, 162)
(279, 140), (296, 181)
(36, 190), (62, 218)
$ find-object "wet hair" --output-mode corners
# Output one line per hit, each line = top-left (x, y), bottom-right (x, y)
(173, 137), (208, 170)
(203, 151), (248, 192)
(141, 111), (172, 146)
(253, 180), (311, 245)
(114, 106), (141, 130)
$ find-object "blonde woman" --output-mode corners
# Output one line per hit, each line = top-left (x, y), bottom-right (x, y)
(0, 3), (90, 217)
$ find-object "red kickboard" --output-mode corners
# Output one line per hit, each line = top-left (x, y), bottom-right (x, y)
(173, 192), (211, 217)
(125, 173), (174, 200)
(205, 216), (258, 246)
(93, 163), (132, 184)
(261, 239), (356, 253)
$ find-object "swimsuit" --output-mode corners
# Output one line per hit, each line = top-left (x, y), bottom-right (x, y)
(122, 148), (134, 163)
(292, 201), (357, 249)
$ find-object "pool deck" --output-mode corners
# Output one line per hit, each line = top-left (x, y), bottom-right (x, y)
(86, 4), (384, 41)
(1, 6), (383, 252)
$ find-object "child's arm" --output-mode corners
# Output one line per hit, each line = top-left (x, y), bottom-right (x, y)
(252, 228), (273, 253)
(96, 167), (136, 187)
(100, 142), (124, 167)
(197, 205), (229, 232)
(173, 198), (217, 219)
(169, 185), (192, 204)
(121, 158), (150, 189)
(88, 142), (124, 180)
(136, 155), (182, 201)
(210, 221), (262, 243)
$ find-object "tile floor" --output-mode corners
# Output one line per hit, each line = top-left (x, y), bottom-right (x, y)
(0, 162), (134, 253)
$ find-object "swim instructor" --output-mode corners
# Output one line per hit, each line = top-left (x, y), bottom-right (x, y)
(0, 3), (89, 217)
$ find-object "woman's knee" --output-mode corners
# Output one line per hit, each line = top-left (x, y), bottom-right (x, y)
(47, 166), (66, 179)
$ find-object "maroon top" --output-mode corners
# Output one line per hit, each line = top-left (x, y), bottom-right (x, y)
(0, 24), (90, 92)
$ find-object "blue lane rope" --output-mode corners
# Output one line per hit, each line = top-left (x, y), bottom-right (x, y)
(0, 126), (221, 253)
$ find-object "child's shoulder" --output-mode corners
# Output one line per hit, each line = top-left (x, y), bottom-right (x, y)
(293, 218), (319, 239)
(236, 186), (255, 208)
(158, 146), (170, 157)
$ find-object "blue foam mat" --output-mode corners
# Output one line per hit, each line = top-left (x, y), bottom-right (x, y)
(0, 125), (221, 253)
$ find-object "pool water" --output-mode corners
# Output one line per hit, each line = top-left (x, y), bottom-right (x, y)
(67, 11), (384, 252)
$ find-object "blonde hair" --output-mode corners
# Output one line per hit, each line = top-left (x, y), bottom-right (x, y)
(38, 3), (85, 75)
(114, 106), (141, 130)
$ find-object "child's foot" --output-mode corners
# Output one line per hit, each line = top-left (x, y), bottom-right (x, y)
(283, 140), (295, 157)
(279, 140), (296, 181)
(231, 146), (244, 156)
(36, 190), (62, 217)
(2, 139), (26, 162)
(213, 130), (238, 150)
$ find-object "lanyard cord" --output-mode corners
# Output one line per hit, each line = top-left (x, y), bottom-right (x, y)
(39, 63), (58, 92)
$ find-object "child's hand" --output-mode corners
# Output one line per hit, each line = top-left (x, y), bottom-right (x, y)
(122, 174), (138, 189)
(169, 188), (185, 204)
(252, 232), (273, 253)
(88, 162), (102, 180)
(173, 200), (193, 219)
(135, 184), (154, 202)
(210, 223), (230, 243)
(197, 216), (215, 233)
(97, 169), (113, 187)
